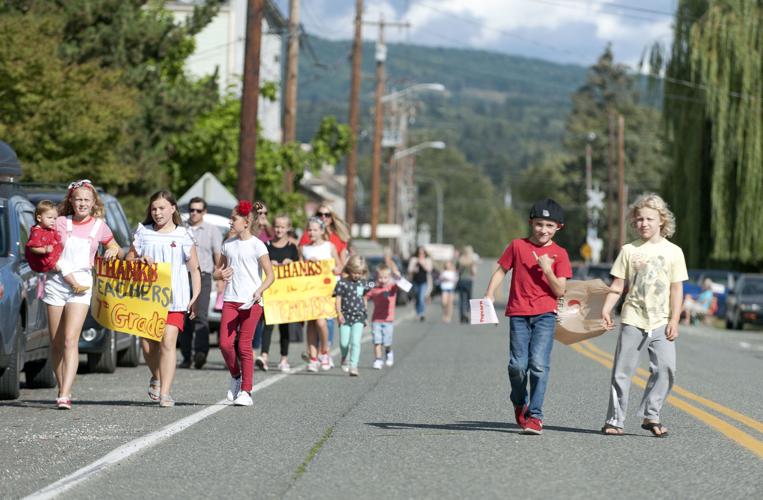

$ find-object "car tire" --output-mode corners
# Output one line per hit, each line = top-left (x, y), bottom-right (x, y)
(0, 318), (23, 400)
(25, 356), (56, 389)
(87, 329), (117, 373)
(117, 334), (142, 367)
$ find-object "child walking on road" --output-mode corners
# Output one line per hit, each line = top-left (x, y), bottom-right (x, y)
(600, 193), (687, 437)
(484, 199), (572, 435)
(215, 201), (274, 406)
(366, 264), (398, 369)
(127, 190), (201, 408)
(334, 255), (374, 377)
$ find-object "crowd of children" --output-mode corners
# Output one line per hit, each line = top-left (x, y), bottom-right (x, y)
(32, 180), (688, 441)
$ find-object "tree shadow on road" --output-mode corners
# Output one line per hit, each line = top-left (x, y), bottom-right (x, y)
(367, 420), (612, 436)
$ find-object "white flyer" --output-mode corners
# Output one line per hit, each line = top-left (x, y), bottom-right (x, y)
(470, 298), (499, 325)
(395, 276), (413, 293)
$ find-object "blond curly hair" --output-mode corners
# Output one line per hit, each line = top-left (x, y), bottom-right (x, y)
(628, 192), (676, 238)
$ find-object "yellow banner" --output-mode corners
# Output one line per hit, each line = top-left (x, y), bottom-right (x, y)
(263, 259), (337, 324)
(90, 257), (173, 341)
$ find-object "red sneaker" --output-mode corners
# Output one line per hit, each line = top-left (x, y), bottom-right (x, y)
(514, 404), (528, 428)
(523, 417), (543, 435)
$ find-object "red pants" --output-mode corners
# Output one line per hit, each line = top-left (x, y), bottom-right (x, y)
(219, 302), (263, 392)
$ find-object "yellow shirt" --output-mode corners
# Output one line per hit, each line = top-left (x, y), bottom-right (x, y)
(611, 238), (688, 331)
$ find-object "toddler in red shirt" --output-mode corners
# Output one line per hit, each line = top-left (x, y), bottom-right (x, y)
(366, 263), (398, 369)
(484, 198), (572, 435)
(25, 200), (89, 294)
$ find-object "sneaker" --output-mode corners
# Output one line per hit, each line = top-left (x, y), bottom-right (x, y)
(328, 356), (335, 369)
(349, 367), (359, 377)
(372, 358), (384, 370)
(233, 390), (253, 406)
(227, 376), (242, 401)
(56, 397), (72, 410)
(385, 351), (394, 367)
(255, 355), (268, 371)
(319, 354), (331, 371)
(340, 358), (350, 373)
(300, 351), (310, 363)
(193, 351), (207, 369)
(307, 358), (320, 372)
(514, 404), (528, 428)
(278, 360), (291, 373)
(523, 417), (543, 435)
(159, 395), (175, 408)
(178, 359), (191, 369)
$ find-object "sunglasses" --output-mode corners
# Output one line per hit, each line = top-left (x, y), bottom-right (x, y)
(257, 211), (268, 215)
(189, 208), (204, 214)
(316, 212), (332, 217)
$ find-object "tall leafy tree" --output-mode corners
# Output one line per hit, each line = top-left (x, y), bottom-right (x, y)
(647, 0), (763, 266)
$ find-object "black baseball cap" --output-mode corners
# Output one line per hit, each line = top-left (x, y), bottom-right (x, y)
(529, 198), (564, 225)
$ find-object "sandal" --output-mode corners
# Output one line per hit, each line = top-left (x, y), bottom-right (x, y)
(56, 396), (72, 410)
(148, 377), (161, 401)
(601, 424), (624, 436)
(159, 394), (175, 408)
(641, 422), (669, 438)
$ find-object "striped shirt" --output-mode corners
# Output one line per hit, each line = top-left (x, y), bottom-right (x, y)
(133, 223), (194, 312)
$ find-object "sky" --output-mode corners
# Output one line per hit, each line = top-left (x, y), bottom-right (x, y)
(273, 0), (678, 68)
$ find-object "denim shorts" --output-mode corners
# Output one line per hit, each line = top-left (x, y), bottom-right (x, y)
(371, 322), (394, 346)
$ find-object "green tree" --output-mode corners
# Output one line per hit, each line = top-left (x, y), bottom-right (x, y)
(517, 47), (670, 256)
(0, 13), (136, 184)
(647, 0), (763, 267)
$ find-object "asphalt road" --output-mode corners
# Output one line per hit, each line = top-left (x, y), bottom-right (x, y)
(2, 263), (762, 499)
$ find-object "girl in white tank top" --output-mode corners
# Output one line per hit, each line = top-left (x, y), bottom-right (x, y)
(299, 217), (341, 372)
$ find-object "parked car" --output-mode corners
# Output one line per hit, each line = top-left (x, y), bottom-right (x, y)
(725, 273), (763, 330)
(24, 185), (142, 373)
(0, 179), (56, 399)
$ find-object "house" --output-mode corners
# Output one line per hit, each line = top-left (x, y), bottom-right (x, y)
(166, 0), (287, 142)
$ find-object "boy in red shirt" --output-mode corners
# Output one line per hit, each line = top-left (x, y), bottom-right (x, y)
(484, 199), (572, 435)
(366, 264), (398, 369)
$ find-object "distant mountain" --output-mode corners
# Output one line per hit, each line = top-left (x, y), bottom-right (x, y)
(296, 36), (588, 187)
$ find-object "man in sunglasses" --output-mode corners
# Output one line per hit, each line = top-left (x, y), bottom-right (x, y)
(181, 197), (222, 369)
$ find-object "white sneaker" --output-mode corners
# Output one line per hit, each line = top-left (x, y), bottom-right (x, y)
(373, 358), (384, 370)
(307, 359), (320, 372)
(349, 367), (359, 377)
(233, 390), (253, 406)
(319, 354), (331, 371)
(227, 376), (242, 401)
(328, 356), (335, 369)
(385, 351), (394, 367)
(341, 358), (350, 373)
(278, 360), (291, 373)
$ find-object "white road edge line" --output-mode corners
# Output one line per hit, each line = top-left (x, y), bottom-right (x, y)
(26, 311), (414, 499)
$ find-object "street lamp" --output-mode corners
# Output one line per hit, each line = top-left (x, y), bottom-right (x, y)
(381, 83), (446, 103)
(414, 175), (444, 244)
(392, 141), (446, 161)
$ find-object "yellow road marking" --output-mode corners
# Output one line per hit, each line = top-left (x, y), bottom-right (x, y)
(568, 342), (763, 459)
(581, 341), (763, 435)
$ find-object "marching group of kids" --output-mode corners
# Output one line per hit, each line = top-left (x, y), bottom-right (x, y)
(31, 179), (687, 439)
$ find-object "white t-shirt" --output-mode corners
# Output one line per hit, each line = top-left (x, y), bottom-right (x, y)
(222, 235), (269, 303)
(440, 269), (458, 291)
(301, 241), (333, 261)
(133, 223), (194, 312)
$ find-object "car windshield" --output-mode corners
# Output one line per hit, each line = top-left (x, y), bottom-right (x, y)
(741, 278), (763, 295)
(0, 204), (7, 256)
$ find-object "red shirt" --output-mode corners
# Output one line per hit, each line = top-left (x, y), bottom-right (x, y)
(498, 238), (572, 316)
(25, 226), (63, 273)
(366, 284), (398, 322)
(299, 231), (347, 257)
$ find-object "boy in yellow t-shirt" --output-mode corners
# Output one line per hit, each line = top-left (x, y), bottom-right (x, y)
(600, 193), (688, 437)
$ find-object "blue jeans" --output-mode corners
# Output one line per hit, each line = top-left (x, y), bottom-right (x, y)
(414, 283), (428, 317)
(508, 313), (557, 420)
(327, 318), (335, 346)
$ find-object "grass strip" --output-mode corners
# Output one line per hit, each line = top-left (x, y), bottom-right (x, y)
(293, 426), (334, 480)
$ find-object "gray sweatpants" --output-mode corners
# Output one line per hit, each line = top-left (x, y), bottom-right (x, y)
(605, 324), (676, 428)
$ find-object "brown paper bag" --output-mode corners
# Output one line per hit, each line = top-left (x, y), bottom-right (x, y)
(554, 279), (611, 345)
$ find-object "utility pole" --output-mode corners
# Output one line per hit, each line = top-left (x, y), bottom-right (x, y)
(387, 153), (395, 223)
(617, 114), (626, 248)
(237, 0), (264, 200)
(282, 0), (300, 192)
(344, 0), (363, 227)
(366, 17), (409, 241)
(607, 112), (616, 261)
